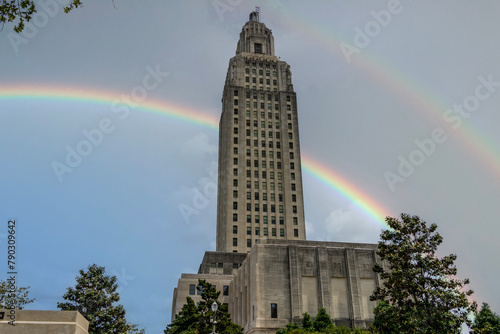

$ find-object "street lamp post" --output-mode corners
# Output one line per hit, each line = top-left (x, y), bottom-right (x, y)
(211, 301), (218, 334)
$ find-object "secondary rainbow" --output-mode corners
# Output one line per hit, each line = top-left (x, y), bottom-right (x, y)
(265, 7), (500, 181)
(0, 85), (391, 227)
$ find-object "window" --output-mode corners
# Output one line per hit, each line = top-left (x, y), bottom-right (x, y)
(291, 162), (295, 170)
(254, 140), (258, 147)
(247, 227), (251, 235)
(255, 215), (260, 224)
(254, 160), (259, 168)
(279, 205), (284, 213)
(247, 239), (252, 247)
(247, 203), (251, 211)
(233, 168), (238, 176)
(234, 127), (238, 134)
(278, 172), (282, 180)
(291, 173), (295, 180)
(279, 194), (283, 202)
(288, 123), (292, 129)
(254, 149), (258, 157)
(245, 68), (249, 74)
(189, 284), (196, 295)
(247, 215), (251, 223)
(287, 113), (291, 120)
(246, 180), (251, 189)
(233, 201), (238, 209)
(289, 142), (293, 149)
(263, 216), (268, 224)
(293, 205), (297, 214)
(262, 181), (267, 190)
(234, 137), (238, 144)
(279, 217), (284, 225)
(291, 183), (296, 191)
(271, 205), (275, 213)
(233, 190), (238, 198)
(255, 227), (260, 235)
(233, 213), (238, 221)
(254, 181), (259, 189)
(262, 151), (266, 158)
(234, 99), (238, 105)
(277, 162), (281, 169)
(277, 152), (281, 159)
(246, 159), (251, 167)
(272, 216), (276, 224)
(294, 229), (299, 237)
(223, 285), (229, 296)
(270, 182), (275, 191)
(254, 43), (262, 53)
(292, 194), (297, 202)
(274, 104), (279, 110)
(255, 192), (259, 200)
(234, 158), (238, 165)
(293, 217), (298, 225)
(263, 204), (267, 212)
(233, 225), (238, 234)
(253, 120), (258, 127)
(264, 227), (268, 236)
(276, 142), (281, 148)
(233, 118), (238, 125)
(276, 132), (280, 139)
(288, 133), (293, 140)
(233, 238), (237, 246)
(290, 152), (294, 159)
(197, 285), (202, 295)
(246, 139), (250, 146)
(246, 149), (251, 157)
(272, 228), (277, 236)
(233, 179), (238, 187)
(262, 171), (267, 179)
(254, 170), (258, 178)
(255, 203), (259, 212)
(280, 228), (285, 237)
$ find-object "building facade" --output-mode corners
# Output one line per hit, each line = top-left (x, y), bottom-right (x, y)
(171, 12), (381, 333)
(216, 11), (306, 253)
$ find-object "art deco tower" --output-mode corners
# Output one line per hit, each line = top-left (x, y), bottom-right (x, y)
(216, 11), (306, 253)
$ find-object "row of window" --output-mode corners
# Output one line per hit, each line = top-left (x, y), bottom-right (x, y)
(241, 119), (293, 131)
(241, 150), (295, 161)
(235, 159), (295, 170)
(235, 90), (291, 103)
(244, 68), (277, 77)
(231, 213), (299, 225)
(232, 228), (299, 247)
(245, 77), (277, 86)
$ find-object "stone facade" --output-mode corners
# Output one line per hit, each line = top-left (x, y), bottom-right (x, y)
(229, 240), (379, 333)
(171, 11), (381, 333)
(0, 310), (88, 334)
(216, 11), (306, 253)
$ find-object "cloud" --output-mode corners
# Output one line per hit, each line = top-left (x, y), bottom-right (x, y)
(181, 132), (217, 158)
(308, 204), (382, 244)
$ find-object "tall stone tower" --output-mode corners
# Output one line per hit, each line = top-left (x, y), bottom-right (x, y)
(216, 11), (306, 253)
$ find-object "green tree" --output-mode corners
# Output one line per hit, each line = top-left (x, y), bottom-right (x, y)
(57, 264), (143, 334)
(165, 279), (243, 334)
(0, 280), (35, 309)
(301, 312), (313, 330)
(471, 303), (500, 333)
(370, 214), (477, 334)
(313, 308), (333, 332)
(0, 0), (82, 33)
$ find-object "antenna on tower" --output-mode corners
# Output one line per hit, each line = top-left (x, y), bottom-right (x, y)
(249, 7), (260, 22)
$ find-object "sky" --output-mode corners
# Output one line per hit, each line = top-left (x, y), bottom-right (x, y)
(1, 0), (499, 332)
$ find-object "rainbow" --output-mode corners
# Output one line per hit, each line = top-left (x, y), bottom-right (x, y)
(0, 85), (391, 228)
(265, 6), (500, 181)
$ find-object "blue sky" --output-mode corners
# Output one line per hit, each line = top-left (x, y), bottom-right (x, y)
(1, 1), (500, 332)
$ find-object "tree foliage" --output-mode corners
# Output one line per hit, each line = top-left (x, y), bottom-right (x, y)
(370, 213), (477, 333)
(57, 264), (143, 334)
(165, 279), (243, 334)
(0, 0), (82, 33)
(471, 303), (500, 333)
(0, 280), (35, 309)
